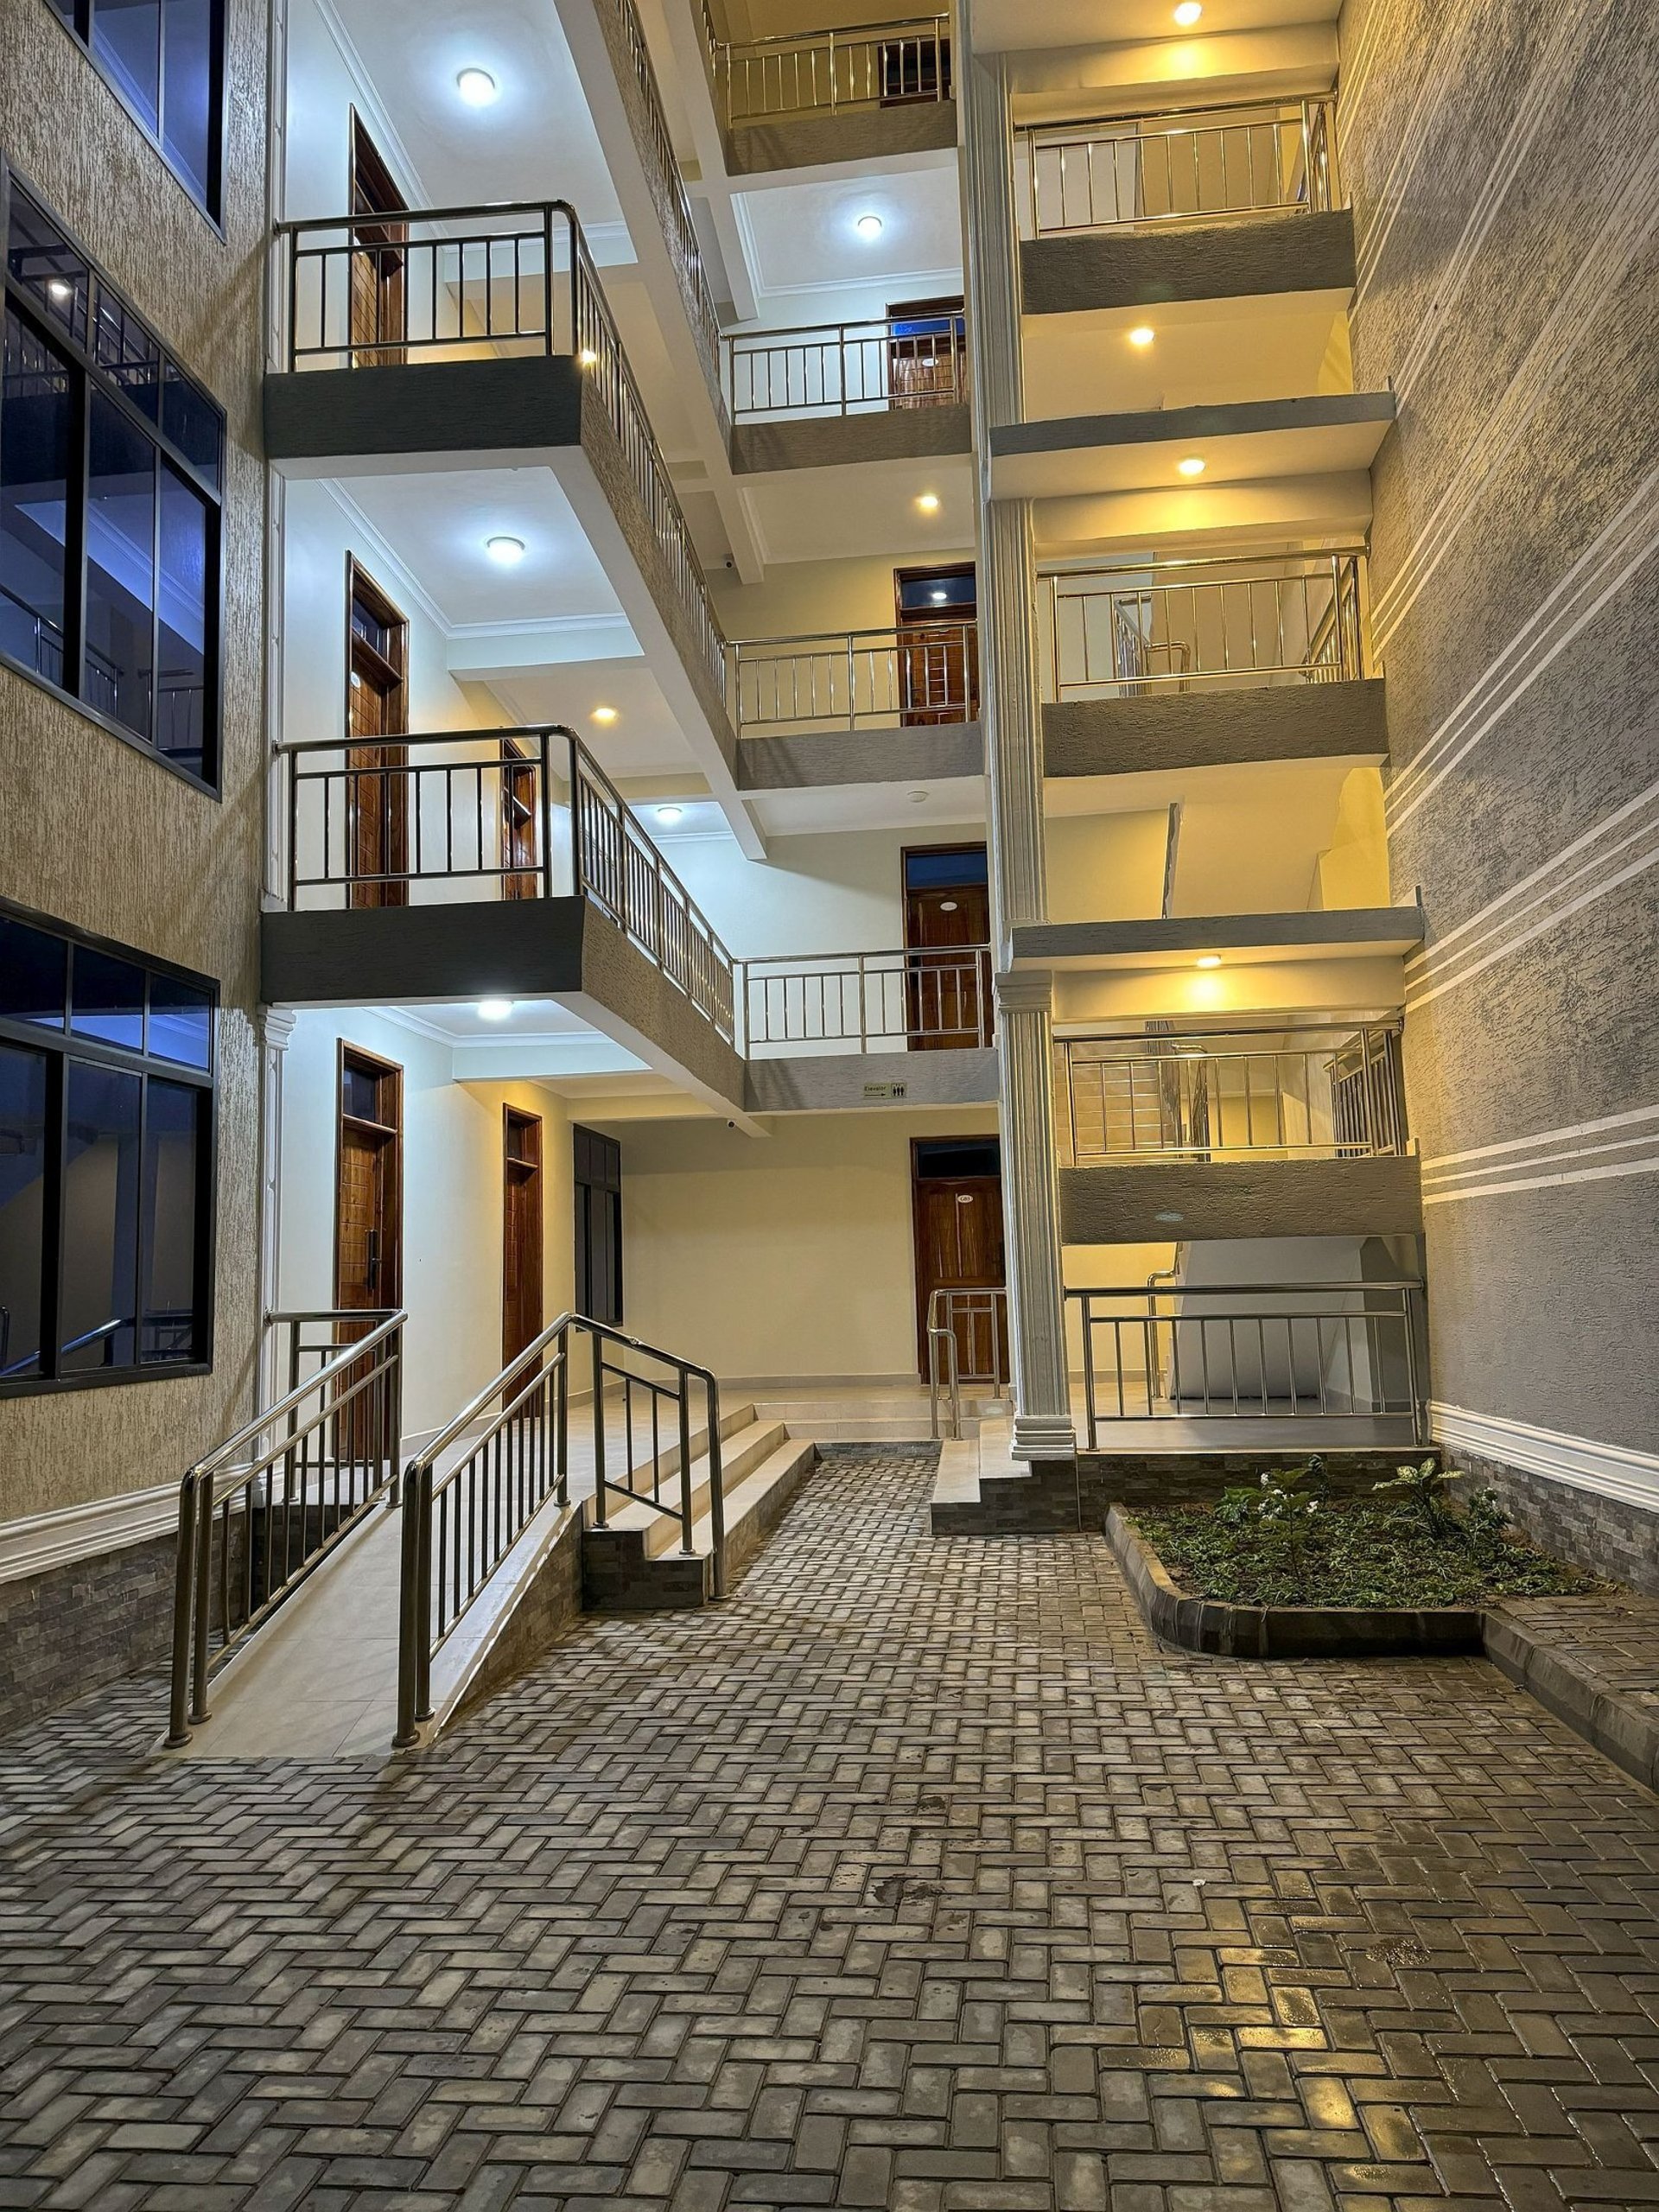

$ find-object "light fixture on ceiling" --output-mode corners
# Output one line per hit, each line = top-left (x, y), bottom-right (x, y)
(855, 213), (884, 240)
(47, 277), (73, 303)
(1195, 955), (1223, 969)
(1177, 455), (1206, 476)
(578, 347), (598, 367)
(930, 588), (948, 603)
(917, 492), (940, 512)
(455, 67), (499, 106)
(655, 804), (684, 824)
(907, 789), (929, 805)
(485, 534), (526, 565)
(1128, 324), (1155, 348)
(591, 705), (618, 724)
(1173, 2), (1203, 23)
(477, 997), (514, 1020)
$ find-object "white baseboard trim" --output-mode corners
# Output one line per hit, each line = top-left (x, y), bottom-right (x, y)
(0, 1483), (181, 1587)
(1431, 1401), (1659, 1515)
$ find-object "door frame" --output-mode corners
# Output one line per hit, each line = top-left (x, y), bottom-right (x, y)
(901, 842), (992, 1049)
(348, 111), (409, 367)
(344, 556), (410, 907)
(908, 1132), (1005, 1379)
(573, 1123), (623, 1326)
(333, 1040), (404, 1314)
(502, 1103), (543, 1375)
(893, 562), (978, 725)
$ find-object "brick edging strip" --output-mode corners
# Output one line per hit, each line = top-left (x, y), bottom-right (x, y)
(1480, 1605), (1659, 1796)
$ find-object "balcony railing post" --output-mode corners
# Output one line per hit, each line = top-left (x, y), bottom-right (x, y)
(705, 1377), (726, 1597)
(567, 734), (584, 894)
(392, 1461), (424, 1748)
(589, 1329), (608, 1527)
(165, 1475), (200, 1747)
(188, 1473), (216, 1725)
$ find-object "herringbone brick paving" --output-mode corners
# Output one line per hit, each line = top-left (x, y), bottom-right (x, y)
(2, 1450), (1658, 2211)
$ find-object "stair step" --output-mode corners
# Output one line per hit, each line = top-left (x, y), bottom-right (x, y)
(592, 1417), (788, 1557)
(582, 1433), (817, 1611)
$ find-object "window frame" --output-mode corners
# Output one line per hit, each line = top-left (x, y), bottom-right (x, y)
(38, 0), (227, 226)
(0, 898), (219, 1400)
(0, 159), (226, 796)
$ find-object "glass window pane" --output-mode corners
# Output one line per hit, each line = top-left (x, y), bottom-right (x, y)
(0, 917), (68, 1028)
(0, 1046), (50, 1382)
(71, 946), (147, 1050)
(1, 308), (74, 690)
(161, 0), (214, 207)
(141, 1077), (200, 1362)
(91, 0), (162, 132)
(5, 193), (91, 351)
(147, 973), (213, 1066)
(162, 362), (222, 491)
(60, 1062), (141, 1372)
(86, 393), (157, 739)
(92, 288), (163, 423)
(157, 467), (209, 776)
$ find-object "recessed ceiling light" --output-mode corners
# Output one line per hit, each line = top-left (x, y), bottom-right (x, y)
(855, 213), (884, 240)
(1177, 455), (1206, 476)
(1128, 324), (1155, 347)
(485, 534), (526, 565)
(591, 705), (618, 724)
(907, 789), (929, 805)
(477, 997), (514, 1020)
(930, 588), (948, 603)
(655, 804), (684, 824)
(1173, 2), (1203, 24)
(1195, 955), (1223, 969)
(455, 67), (499, 105)
(578, 347), (598, 367)
(47, 278), (73, 303)
(917, 492), (940, 512)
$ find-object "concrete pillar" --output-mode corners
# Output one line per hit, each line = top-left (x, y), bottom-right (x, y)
(257, 1007), (297, 1411)
(961, 9), (1076, 1459)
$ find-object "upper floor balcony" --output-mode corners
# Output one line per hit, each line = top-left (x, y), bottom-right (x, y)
(729, 615), (982, 791)
(698, 4), (957, 175)
(1019, 97), (1354, 317)
(724, 307), (971, 474)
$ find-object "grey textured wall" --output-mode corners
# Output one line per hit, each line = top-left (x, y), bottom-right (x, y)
(1021, 210), (1356, 315)
(1340, 0), (1659, 1470)
(0, 0), (269, 1523)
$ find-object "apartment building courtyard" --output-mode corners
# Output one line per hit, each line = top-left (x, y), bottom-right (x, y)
(3, 1451), (1659, 2212)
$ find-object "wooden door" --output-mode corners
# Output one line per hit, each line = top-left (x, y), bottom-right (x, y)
(887, 295), (965, 408)
(334, 1046), (403, 1459)
(912, 1136), (1006, 1381)
(574, 1125), (622, 1325)
(346, 561), (409, 907)
(501, 739), (540, 899)
(350, 115), (408, 367)
(895, 563), (977, 725)
(503, 1108), (543, 1399)
(904, 844), (991, 1050)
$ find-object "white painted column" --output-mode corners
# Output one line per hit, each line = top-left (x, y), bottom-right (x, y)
(961, 11), (1077, 1459)
(257, 1007), (297, 1412)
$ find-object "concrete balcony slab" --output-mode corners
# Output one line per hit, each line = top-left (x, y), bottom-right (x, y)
(745, 1046), (998, 1114)
(724, 102), (958, 179)
(1022, 209), (1355, 315)
(1042, 679), (1386, 778)
(731, 403), (973, 476)
(738, 721), (983, 790)
(991, 390), (1395, 501)
(1059, 1154), (1424, 1243)
(1014, 905), (1425, 969)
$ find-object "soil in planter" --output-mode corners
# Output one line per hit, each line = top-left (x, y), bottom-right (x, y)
(1135, 1491), (1600, 1611)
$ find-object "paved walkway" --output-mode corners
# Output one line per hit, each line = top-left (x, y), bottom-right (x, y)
(3, 1451), (1659, 2211)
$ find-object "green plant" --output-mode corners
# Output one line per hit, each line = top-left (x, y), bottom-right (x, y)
(1373, 1455), (1459, 1530)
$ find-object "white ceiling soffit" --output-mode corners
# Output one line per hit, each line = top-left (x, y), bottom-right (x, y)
(731, 166), (963, 320)
(974, 0), (1338, 49)
(748, 779), (987, 836)
(739, 452), (977, 565)
(1023, 296), (1351, 424)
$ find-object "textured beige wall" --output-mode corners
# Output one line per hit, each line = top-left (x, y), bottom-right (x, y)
(0, 0), (270, 1519)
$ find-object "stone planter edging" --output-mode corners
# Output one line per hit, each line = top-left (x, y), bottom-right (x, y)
(1481, 1605), (1659, 1797)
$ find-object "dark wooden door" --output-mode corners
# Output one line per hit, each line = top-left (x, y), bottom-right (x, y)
(350, 116), (408, 367)
(334, 1046), (402, 1457)
(574, 1125), (622, 1325)
(895, 563), (977, 725)
(501, 740), (540, 899)
(503, 1108), (543, 1399)
(904, 844), (991, 1049)
(912, 1136), (1005, 1380)
(887, 296), (965, 408)
(346, 562), (408, 907)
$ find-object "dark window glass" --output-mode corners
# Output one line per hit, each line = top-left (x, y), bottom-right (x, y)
(60, 1061), (142, 1372)
(147, 972), (212, 1067)
(156, 465), (208, 775)
(913, 1137), (1000, 1179)
(162, 0), (215, 207)
(85, 392), (157, 740)
(904, 847), (988, 890)
(92, 289), (163, 423)
(0, 915), (68, 1028)
(5, 197), (91, 350)
(898, 569), (976, 614)
(0, 308), (73, 689)
(70, 945), (147, 1050)
(141, 1077), (200, 1361)
(91, 0), (162, 134)
(341, 1062), (382, 1120)
(161, 362), (221, 490)
(0, 1045), (50, 1381)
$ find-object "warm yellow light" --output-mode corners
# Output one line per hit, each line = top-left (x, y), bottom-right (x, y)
(1195, 954), (1223, 969)
(578, 347), (598, 367)
(1173, 2), (1202, 24)
(591, 705), (618, 724)
(917, 492), (941, 512)
(1128, 324), (1155, 348)
(1178, 455), (1206, 476)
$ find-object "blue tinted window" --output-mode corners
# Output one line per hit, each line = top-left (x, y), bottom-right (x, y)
(162, 362), (222, 490)
(157, 466), (209, 775)
(142, 1077), (200, 1361)
(71, 946), (147, 1049)
(148, 972), (213, 1066)
(0, 917), (67, 1028)
(162, 0), (215, 208)
(905, 846), (988, 890)
(0, 1044), (50, 1381)
(85, 393), (158, 741)
(60, 1062), (142, 1372)
(92, 0), (162, 132)
(0, 308), (73, 689)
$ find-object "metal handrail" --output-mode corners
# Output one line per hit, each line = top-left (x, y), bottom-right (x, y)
(1023, 95), (1339, 235)
(740, 944), (994, 1053)
(1063, 1024), (1407, 1161)
(709, 11), (952, 125)
(278, 201), (727, 706)
(731, 620), (980, 732)
(1040, 551), (1365, 698)
(1066, 1280), (1425, 1444)
(927, 1286), (1009, 1441)
(395, 1312), (726, 1745)
(726, 310), (967, 421)
(166, 1308), (405, 1746)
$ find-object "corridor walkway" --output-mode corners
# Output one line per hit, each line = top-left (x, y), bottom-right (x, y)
(3, 1452), (1658, 2210)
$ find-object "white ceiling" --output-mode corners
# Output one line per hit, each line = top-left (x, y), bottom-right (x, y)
(385, 997), (595, 1042)
(738, 452), (977, 565)
(732, 163), (963, 321)
(1023, 294), (1351, 422)
(486, 657), (699, 779)
(337, 470), (622, 627)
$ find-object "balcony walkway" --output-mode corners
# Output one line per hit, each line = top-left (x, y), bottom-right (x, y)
(3, 1451), (1658, 2208)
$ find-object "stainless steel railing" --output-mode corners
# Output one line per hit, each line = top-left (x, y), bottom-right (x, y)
(727, 310), (967, 420)
(731, 620), (979, 731)
(928, 1286), (1009, 1441)
(1040, 552), (1365, 699)
(1023, 96), (1338, 235)
(167, 1308), (405, 1746)
(1063, 1026), (1407, 1162)
(740, 945), (993, 1054)
(279, 725), (736, 1042)
(278, 200), (727, 708)
(396, 1313), (725, 1745)
(1067, 1281), (1425, 1444)
(707, 8), (952, 125)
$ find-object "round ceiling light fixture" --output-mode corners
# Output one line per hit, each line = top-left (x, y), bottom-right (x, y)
(1177, 455), (1206, 477)
(591, 704), (618, 725)
(907, 789), (929, 805)
(1195, 954), (1223, 969)
(477, 997), (514, 1020)
(47, 277), (74, 303)
(916, 492), (941, 513)
(485, 533), (526, 565)
(930, 588), (949, 603)
(1173, 2), (1203, 24)
(855, 213), (884, 240)
(455, 67), (499, 106)
(655, 804), (684, 825)
(1128, 324), (1155, 348)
